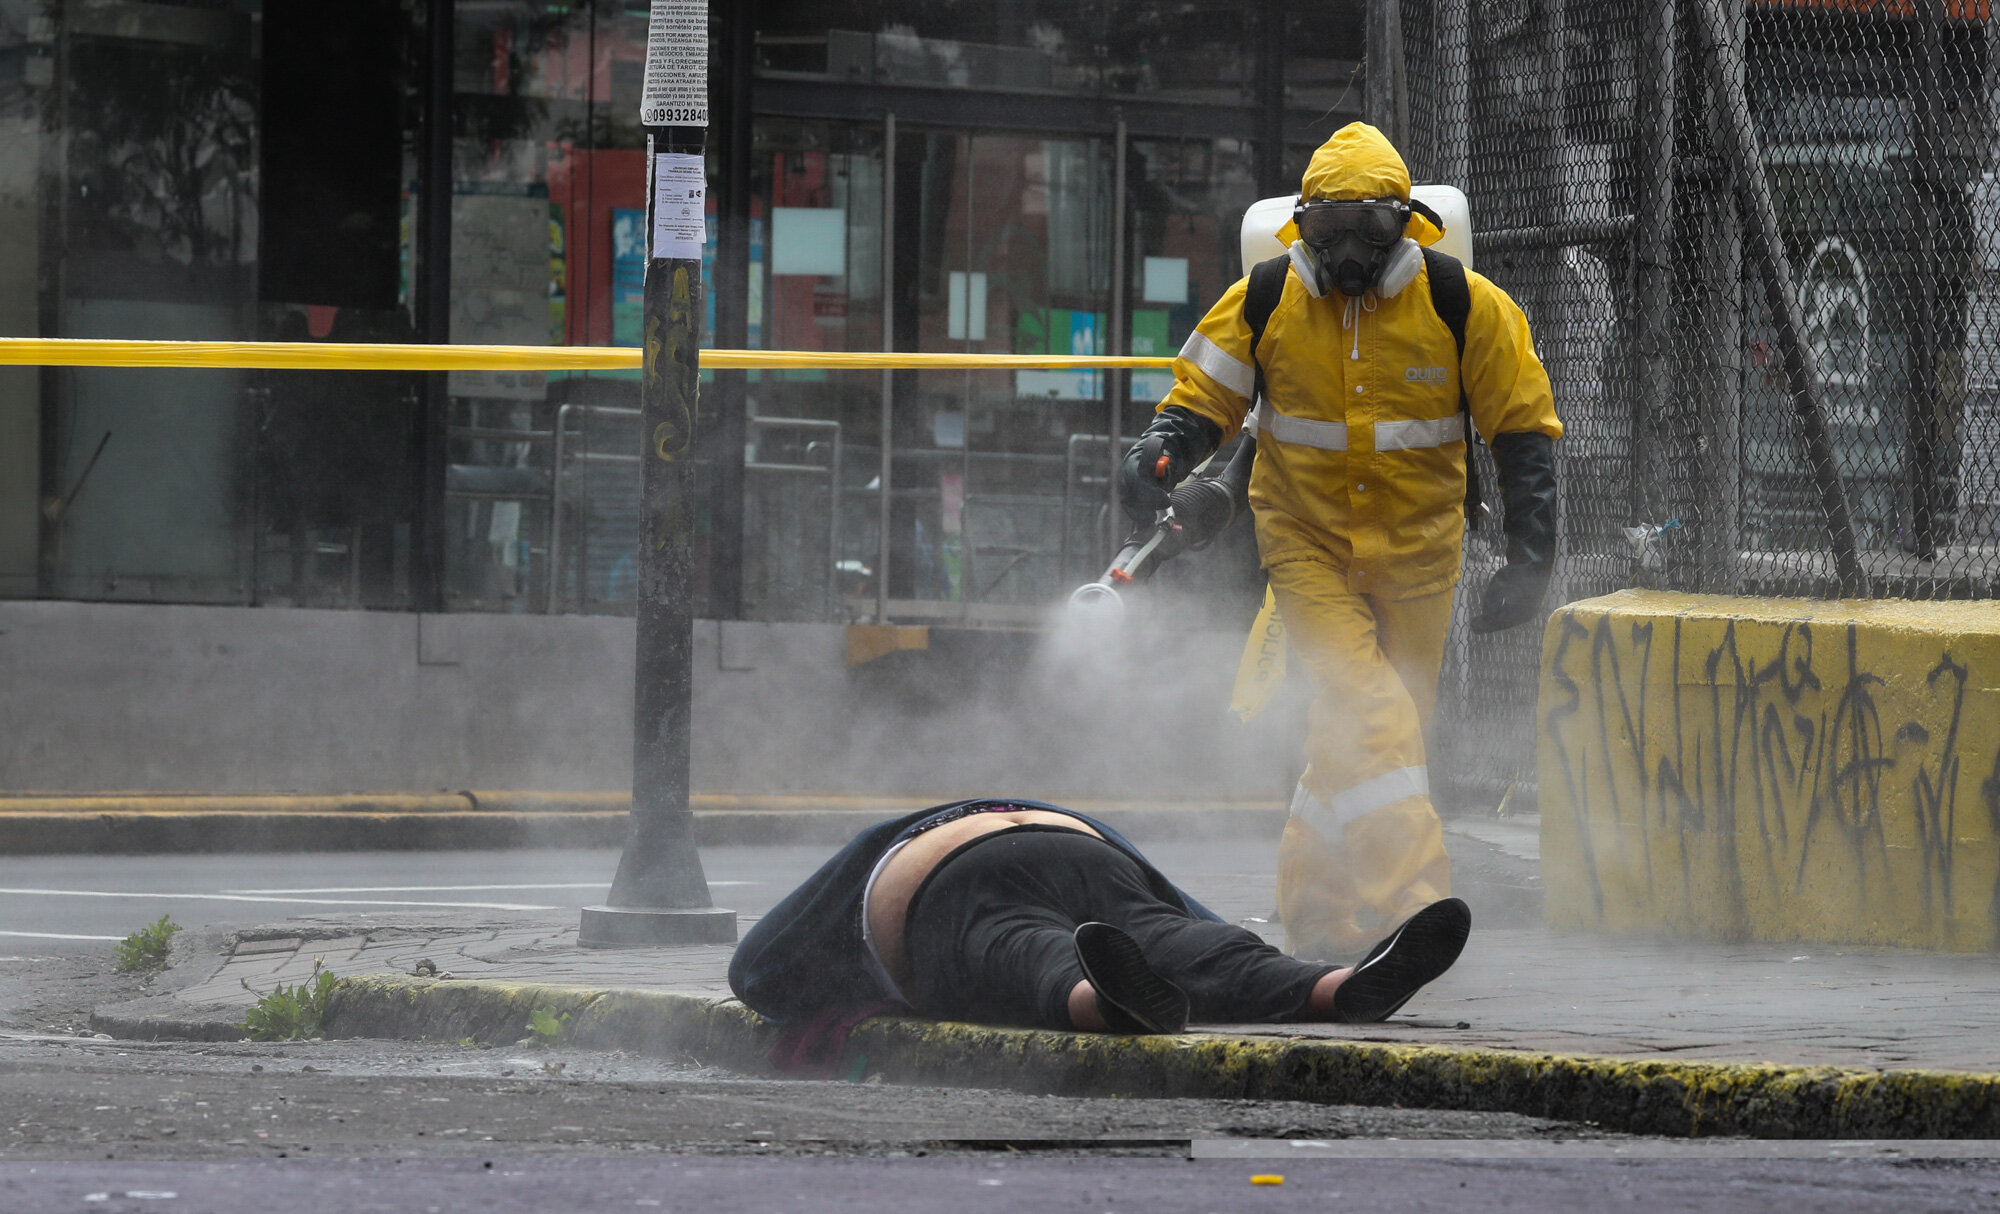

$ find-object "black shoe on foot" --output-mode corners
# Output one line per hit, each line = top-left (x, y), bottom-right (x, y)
(1073, 922), (1190, 1035)
(1329, 898), (1471, 1024)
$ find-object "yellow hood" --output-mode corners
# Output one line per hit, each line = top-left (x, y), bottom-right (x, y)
(1278, 122), (1443, 247)
(1302, 122), (1409, 202)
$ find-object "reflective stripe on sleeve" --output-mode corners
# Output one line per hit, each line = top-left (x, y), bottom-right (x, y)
(1179, 331), (1256, 398)
(1373, 416), (1464, 452)
(1288, 765), (1430, 835)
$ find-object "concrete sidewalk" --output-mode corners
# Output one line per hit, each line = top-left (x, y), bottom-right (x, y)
(84, 816), (2000, 1140)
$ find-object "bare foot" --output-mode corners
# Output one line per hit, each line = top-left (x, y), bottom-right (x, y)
(1300, 966), (1356, 1019)
(1067, 979), (1108, 1031)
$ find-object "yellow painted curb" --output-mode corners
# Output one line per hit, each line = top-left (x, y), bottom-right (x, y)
(0, 793), (1287, 853)
(322, 975), (2000, 1139)
(0, 791), (1285, 816)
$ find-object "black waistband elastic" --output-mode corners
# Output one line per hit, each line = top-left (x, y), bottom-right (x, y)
(902, 823), (1105, 939)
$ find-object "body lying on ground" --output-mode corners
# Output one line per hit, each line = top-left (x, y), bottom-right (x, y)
(727, 798), (1470, 1036)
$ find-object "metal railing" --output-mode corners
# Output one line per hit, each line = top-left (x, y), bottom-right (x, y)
(549, 403), (639, 614)
(745, 416), (844, 621)
(1060, 432), (1141, 586)
(549, 405), (844, 619)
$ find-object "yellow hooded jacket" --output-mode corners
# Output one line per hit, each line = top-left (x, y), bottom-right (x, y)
(1159, 123), (1561, 599)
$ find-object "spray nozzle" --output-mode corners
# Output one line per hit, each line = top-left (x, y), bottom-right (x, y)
(1065, 580), (1126, 624)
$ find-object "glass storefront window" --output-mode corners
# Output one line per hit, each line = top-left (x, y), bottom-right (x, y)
(444, 0), (651, 613)
(36, 2), (265, 604)
(1125, 136), (1263, 620)
(4, 0), (428, 608)
(0, 1), (37, 597)
(740, 119), (885, 621)
(904, 131), (1114, 610)
(0, 0), (1301, 621)
(726, 120), (1266, 621)
(756, 0), (1256, 104)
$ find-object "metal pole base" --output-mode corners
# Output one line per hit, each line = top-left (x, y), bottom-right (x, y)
(578, 905), (738, 948)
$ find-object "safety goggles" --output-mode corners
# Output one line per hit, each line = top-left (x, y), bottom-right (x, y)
(1293, 198), (1411, 249)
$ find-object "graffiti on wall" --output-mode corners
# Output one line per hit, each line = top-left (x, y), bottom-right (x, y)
(1542, 607), (2000, 948)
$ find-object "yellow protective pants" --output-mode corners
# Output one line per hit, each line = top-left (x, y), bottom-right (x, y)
(1267, 558), (1454, 960)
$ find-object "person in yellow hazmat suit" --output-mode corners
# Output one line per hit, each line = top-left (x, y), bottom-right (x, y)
(1119, 123), (1562, 960)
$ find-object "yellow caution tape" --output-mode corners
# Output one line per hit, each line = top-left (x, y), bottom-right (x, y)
(0, 338), (1174, 374)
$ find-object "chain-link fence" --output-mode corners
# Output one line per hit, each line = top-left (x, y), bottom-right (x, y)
(1397, 0), (2000, 809)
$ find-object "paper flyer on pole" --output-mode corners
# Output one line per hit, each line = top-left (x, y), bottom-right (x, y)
(640, 0), (707, 127)
(651, 153), (707, 261)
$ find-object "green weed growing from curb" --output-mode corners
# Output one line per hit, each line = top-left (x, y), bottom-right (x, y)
(241, 959), (338, 1041)
(114, 915), (181, 973)
(521, 1007), (571, 1047)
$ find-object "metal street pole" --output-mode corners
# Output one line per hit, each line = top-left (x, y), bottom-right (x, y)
(579, 0), (734, 948)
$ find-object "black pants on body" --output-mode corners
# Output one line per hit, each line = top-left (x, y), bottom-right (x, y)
(902, 825), (1335, 1030)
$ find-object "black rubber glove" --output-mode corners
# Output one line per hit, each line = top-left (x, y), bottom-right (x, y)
(1471, 431), (1558, 634)
(1118, 407), (1222, 524)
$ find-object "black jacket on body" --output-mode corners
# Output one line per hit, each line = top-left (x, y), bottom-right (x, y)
(727, 798), (1223, 1025)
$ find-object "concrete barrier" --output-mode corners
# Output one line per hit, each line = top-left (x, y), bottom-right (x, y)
(1539, 590), (2000, 950)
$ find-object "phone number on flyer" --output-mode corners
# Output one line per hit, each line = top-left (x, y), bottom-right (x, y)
(642, 106), (708, 126)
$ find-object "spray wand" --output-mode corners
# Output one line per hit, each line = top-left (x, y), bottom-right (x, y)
(1067, 433), (1256, 616)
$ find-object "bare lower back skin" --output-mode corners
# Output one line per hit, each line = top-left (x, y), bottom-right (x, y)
(867, 809), (1106, 994)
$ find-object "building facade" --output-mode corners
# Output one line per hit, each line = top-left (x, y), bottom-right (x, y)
(7, 0), (1997, 803)
(0, 0), (1359, 626)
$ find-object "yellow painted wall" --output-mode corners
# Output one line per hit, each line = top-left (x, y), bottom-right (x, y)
(1539, 590), (2000, 950)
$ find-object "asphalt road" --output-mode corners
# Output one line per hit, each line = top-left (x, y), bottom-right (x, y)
(0, 1031), (1615, 1160)
(4, 1154), (1999, 1214)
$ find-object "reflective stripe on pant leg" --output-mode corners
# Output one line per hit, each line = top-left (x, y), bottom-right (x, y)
(1268, 559), (1452, 957)
(1288, 765), (1429, 840)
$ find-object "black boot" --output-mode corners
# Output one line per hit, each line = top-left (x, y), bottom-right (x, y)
(1329, 898), (1472, 1023)
(1072, 922), (1190, 1035)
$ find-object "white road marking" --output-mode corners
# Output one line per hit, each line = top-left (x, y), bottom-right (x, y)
(0, 929), (123, 941)
(218, 881), (758, 894)
(222, 883), (609, 895)
(0, 888), (556, 911)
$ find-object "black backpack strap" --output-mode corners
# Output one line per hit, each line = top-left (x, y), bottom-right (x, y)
(1422, 246), (1482, 529)
(1242, 254), (1290, 407)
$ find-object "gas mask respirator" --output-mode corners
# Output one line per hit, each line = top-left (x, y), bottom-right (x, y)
(1294, 198), (1412, 298)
